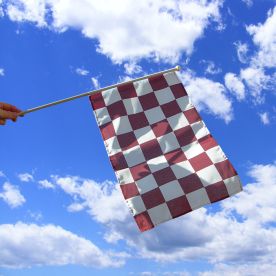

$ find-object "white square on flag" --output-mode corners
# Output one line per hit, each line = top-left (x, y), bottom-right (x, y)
(90, 71), (242, 232)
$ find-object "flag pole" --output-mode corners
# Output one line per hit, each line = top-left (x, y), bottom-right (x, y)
(19, 66), (181, 116)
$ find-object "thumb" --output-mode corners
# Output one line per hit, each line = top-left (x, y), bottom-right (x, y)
(0, 119), (6, 125)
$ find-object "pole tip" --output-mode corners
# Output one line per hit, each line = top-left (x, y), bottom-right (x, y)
(175, 65), (181, 71)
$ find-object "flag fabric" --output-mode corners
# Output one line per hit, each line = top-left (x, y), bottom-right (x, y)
(89, 71), (242, 232)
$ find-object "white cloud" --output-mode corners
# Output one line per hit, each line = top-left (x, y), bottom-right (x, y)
(180, 70), (233, 122)
(4, 0), (223, 63)
(162, 273), (190, 276)
(117, 75), (133, 84)
(232, 8), (276, 103)
(137, 273), (191, 276)
(0, 182), (26, 208)
(91, 77), (100, 89)
(38, 179), (55, 189)
(18, 173), (34, 182)
(52, 176), (129, 224)
(200, 263), (276, 276)
(240, 66), (271, 103)
(0, 0), (3, 17)
(27, 210), (43, 221)
(140, 273), (155, 276)
(0, 68), (4, 76)
(107, 163), (276, 267)
(67, 202), (85, 212)
(246, 7), (276, 68)
(241, 0), (253, 7)
(0, 171), (5, 178)
(224, 72), (245, 101)
(76, 68), (89, 76)
(6, 0), (47, 27)
(0, 222), (127, 268)
(49, 160), (276, 272)
(234, 42), (249, 64)
(222, 163), (276, 224)
(124, 62), (142, 75)
(259, 112), (270, 125)
(202, 60), (221, 75)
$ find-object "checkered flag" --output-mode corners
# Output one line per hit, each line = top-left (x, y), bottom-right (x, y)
(90, 71), (242, 232)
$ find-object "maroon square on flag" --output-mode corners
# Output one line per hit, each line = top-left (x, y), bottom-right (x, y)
(89, 71), (242, 232)
(170, 83), (188, 98)
(117, 83), (137, 99)
(117, 132), (138, 150)
(151, 120), (172, 138)
(184, 108), (201, 124)
(148, 74), (168, 90)
(128, 112), (149, 130)
(139, 93), (159, 110)
(189, 152), (213, 172)
(215, 160), (237, 180)
(107, 101), (127, 119)
(134, 211), (154, 232)
(100, 122), (115, 140)
(153, 167), (176, 186)
(167, 195), (192, 218)
(161, 100), (182, 118)
(120, 183), (140, 200)
(179, 173), (204, 194)
(130, 162), (151, 181)
(199, 135), (218, 151)
(90, 92), (105, 110)
(141, 188), (165, 209)
(205, 181), (229, 203)
(174, 125), (196, 147)
(164, 149), (187, 165)
(109, 152), (128, 171)
(140, 139), (163, 160)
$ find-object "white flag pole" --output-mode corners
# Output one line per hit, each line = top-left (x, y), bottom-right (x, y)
(19, 66), (181, 116)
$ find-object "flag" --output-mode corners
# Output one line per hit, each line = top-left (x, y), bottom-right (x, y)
(89, 71), (242, 232)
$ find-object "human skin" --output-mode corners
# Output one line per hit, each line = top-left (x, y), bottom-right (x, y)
(0, 102), (21, 125)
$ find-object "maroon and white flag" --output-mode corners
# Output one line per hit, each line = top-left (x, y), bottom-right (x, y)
(89, 71), (242, 232)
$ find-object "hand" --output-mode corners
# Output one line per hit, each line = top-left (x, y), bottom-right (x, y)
(0, 102), (22, 125)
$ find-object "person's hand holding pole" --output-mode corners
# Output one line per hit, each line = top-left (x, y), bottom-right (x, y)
(0, 102), (22, 125)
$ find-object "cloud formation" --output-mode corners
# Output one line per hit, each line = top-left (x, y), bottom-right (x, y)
(38, 179), (55, 189)
(0, 0), (3, 17)
(6, 0), (47, 27)
(241, 0), (253, 8)
(3, 162), (274, 272)
(91, 77), (100, 89)
(49, 162), (276, 273)
(224, 72), (245, 101)
(18, 173), (34, 182)
(0, 182), (26, 208)
(3, 0), (222, 63)
(202, 60), (222, 75)
(180, 70), (233, 122)
(52, 176), (129, 224)
(240, 66), (271, 103)
(247, 7), (276, 68)
(0, 222), (127, 268)
(259, 112), (270, 125)
(234, 42), (249, 64)
(76, 68), (90, 76)
(227, 7), (276, 104)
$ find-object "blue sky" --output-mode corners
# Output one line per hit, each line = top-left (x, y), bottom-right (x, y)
(0, 0), (276, 275)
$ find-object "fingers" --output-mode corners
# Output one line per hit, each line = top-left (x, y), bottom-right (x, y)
(0, 109), (18, 120)
(0, 119), (6, 125)
(0, 102), (22, 126)
(0, 102), (21, 113)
